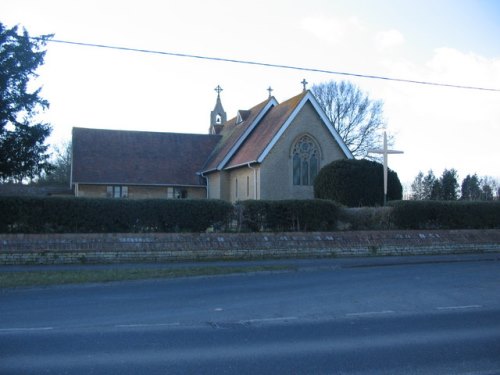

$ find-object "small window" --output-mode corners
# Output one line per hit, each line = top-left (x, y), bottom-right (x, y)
(235, 178), (239, 199)
(215, 114), (222, 124)
(167, 187), (187, 199)
(246, 176), (250, 197)
(107, 186), (128, 198)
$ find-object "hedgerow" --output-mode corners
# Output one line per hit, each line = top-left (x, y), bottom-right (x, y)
(0, 197), (233, 233)
(389, 200), (500, 229)
(237, 199), (340, 232)
(1, 197), (499, 233)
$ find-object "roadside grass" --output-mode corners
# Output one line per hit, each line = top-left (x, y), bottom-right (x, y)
(0, 265), (294, 288)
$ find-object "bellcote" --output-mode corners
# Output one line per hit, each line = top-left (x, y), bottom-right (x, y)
(209, 85), (227, 135)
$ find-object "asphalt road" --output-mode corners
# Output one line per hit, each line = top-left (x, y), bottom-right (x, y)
(1, 256), (500, 374)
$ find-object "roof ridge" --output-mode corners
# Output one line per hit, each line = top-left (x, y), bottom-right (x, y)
(201, 97), (278, 172)
(72, 127), (219, 138)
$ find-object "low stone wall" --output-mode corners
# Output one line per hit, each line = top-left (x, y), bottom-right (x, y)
(1, 230), (499, 265)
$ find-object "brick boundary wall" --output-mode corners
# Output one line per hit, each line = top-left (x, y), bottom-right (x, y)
(0, 230), (499, 265)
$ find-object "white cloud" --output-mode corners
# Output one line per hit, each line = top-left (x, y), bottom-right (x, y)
(374, 29), (405, 50)
(426, 47), (500, 88)
(383, 47), (500, 183)
(300, 16), (363, 44)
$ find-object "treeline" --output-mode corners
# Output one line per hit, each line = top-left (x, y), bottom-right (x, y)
(410, 169), (499, 201)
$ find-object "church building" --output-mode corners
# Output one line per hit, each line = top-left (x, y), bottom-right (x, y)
(71, 83), (353, 202)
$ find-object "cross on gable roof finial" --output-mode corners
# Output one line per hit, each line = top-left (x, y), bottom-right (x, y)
(215, 85), (223, 97)
(267, 86), (273, 98)
(301, 79), (308, 91)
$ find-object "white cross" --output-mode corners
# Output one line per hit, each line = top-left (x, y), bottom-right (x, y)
(368, 131), (403, 205)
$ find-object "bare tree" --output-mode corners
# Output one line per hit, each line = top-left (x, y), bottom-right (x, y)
(35, 141), (71, 186)
(311, 80), (386, 158)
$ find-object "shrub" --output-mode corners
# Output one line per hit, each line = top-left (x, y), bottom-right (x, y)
(390, 200), (500, 229)
(0, 197), (233, 233)
(238, 199), (340, 232)
(337, 206), (394, 230)
(314, 159), (402, 207)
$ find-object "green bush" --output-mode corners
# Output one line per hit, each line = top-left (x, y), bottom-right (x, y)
(390, 200), (500, 229)
(314, 159), (402, 207)
(0, 197), (233, 233)
(337, 206), (394, 230)
(238, 199), (340, 232)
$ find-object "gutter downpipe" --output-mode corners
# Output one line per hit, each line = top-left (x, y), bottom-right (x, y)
(247, 162), (258, 200)
(199, 172), (209, 199)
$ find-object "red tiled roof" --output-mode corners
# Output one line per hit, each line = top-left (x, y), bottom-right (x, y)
(72, 128), (221, 186)
(72, 90), (349, 188)
(225, 91), (307, 168)
(202, 98), (272, 172)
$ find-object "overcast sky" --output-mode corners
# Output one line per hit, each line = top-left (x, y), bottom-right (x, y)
(3, 0), (500, 186)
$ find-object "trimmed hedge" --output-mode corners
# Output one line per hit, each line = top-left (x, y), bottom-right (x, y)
(0, 197), (233, 233)
(338, 207), (394, 231)
(1, 197), (498, 233)
(314, 159), (402, 207)
(238, 199), (340, 232)
(390, 200), (500, 229)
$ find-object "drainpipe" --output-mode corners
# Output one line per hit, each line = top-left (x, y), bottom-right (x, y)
(247, 162), (258, 200)
(199, 172), (209, 199)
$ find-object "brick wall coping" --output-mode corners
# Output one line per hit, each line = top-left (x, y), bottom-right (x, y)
(1, 229), (499, 265)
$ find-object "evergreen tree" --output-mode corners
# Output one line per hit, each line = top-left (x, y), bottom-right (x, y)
(461, 174), (481, 200)
(440, 169), (459, 200)
(0, 23), (53, 182)
(430, 179), (442, 200)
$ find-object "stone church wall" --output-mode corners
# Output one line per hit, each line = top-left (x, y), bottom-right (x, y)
(207, 171), (231, 201)
(227, 166), (259, 203)
(260, 101), (347, 200)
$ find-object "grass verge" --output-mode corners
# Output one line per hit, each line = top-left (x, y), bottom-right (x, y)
(0, 265), (294, 288)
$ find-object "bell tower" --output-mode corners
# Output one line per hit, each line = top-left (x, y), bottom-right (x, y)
(210, 85), (227, 134)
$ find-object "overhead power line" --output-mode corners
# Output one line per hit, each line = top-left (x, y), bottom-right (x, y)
(42, 38), (500, 93)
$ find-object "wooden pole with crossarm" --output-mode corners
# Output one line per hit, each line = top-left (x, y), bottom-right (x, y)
(368, 131), (404, 206)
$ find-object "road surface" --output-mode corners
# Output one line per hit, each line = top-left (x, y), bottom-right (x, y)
(1, 255), (500, 374)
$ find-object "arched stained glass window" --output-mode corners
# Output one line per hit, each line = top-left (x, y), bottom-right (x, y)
(292, 135), (320, 186)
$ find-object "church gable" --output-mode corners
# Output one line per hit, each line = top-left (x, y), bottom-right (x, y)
(202, 97), (277, 173)
(257, 91), (353, 163)
(224, 90), (352, 170)
(258, 98), (351, 200)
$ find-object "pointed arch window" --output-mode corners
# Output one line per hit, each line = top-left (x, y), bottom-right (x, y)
(292, 135), (320, 186)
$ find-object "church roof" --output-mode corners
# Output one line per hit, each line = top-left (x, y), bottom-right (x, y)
(71, 90), (352, 189)
(224, 91), (307, 169)
(202, 97), (277, 172)
(72, 128), (221, 186)
(202, 90), (352, 172)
